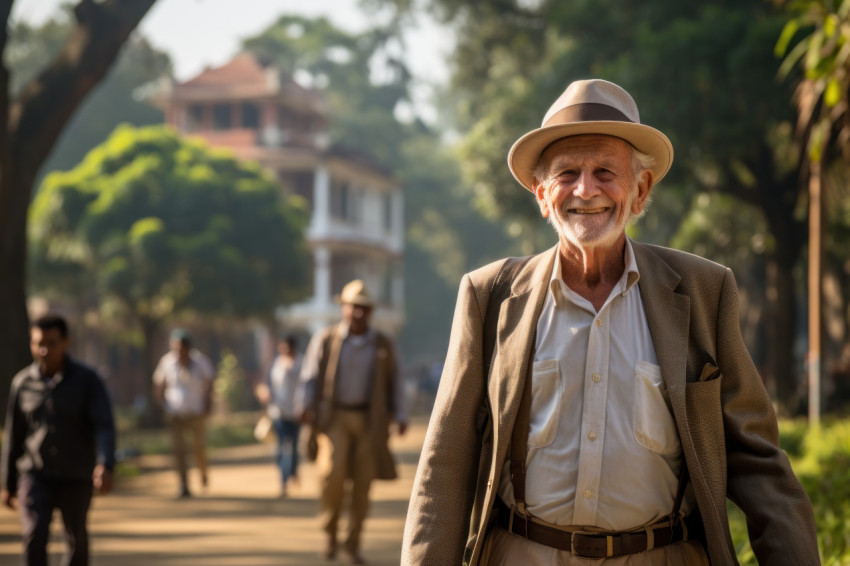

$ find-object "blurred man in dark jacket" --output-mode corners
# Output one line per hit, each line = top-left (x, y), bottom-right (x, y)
(1, 314), (116, 566)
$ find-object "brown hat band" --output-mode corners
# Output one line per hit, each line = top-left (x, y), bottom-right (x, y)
(543, 103), (635, 128)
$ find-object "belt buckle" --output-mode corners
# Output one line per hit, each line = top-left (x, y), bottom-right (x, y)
(570, 530), (611, 558)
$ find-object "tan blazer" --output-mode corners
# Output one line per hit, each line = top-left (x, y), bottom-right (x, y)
(402, 241), (819, 566)
(312, 325), (399, 481)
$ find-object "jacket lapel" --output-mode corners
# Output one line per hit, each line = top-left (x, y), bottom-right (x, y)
(631, 241), (690, 439)
(491, 247), (557, 436)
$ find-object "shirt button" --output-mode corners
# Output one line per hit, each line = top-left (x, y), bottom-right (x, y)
(595, 319), (603, 327)
(591, 372), (601, 383)
(583, 489), (592, 499)
(588, 431), (597, 441)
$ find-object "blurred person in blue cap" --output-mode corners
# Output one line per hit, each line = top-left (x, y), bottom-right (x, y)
(301, 279), (408, 565)
(1, 314), (115, 566)
(153, 328), (216, 498)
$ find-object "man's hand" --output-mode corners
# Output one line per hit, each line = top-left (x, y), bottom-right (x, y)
(254, 383), (271, 405)
(397, 421), (408, 437)
(93, 465), (113, 496)
(1, 489), (16, 510)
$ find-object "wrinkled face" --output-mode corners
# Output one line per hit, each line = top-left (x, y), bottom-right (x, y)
(342, 302), (372, 335)
(30, 326), (69, 376)
(533, 135), (652, 252)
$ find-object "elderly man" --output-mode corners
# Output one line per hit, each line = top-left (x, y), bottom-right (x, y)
(301, 279), (407, 564)
(1, 314), (115, 566)
(401, 79), (818, 565)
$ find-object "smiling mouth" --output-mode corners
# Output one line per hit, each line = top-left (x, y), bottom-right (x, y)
(567, 207), (609, 214)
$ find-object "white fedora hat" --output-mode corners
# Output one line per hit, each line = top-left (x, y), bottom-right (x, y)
(508, 79), (673, 192)
(336, 279), (375, 307)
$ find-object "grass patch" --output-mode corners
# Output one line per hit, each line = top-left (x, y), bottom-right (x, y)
(731, 418), (850, 565)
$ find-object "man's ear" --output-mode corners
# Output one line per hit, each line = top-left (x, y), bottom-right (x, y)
(534, 183), (551, 218)
(631, 169), (654, 215)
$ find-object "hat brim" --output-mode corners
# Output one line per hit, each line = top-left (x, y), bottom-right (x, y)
(334, 295), (375, 307)
(508, 121), (673, 192)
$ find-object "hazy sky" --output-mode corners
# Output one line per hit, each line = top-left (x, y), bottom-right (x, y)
(11, 0), (453, 116)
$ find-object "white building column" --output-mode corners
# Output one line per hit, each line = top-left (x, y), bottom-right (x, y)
(391, 190), (404, 253)
(312, 165), (330, 236)
(314, 245), (332, 308)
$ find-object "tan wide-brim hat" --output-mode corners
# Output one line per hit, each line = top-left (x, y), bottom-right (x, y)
(508, 79), (674, 192)
(335, 279), (375, 307)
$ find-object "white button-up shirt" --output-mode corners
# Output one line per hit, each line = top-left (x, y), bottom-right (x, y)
(498, 240), (693, 530)
(153, 349), (215, 416)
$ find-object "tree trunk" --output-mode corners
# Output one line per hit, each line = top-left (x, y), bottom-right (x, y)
(762, 197), (806, 414)
(139, 314), (164, 428)
(0, 0), (157, 421)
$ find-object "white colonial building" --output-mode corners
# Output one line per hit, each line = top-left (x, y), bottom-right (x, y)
(152, 53), (404, 336)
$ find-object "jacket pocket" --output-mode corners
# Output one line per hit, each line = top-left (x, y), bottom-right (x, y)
(634, 361), (679, 455)
(528, 359), (561, 448)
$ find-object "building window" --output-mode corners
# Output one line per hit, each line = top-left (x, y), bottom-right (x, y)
(331, 181), (358, 223)
(242, 103), (260, 129)
(213, 103), (232, 130)
(187, 104), (205, 131)
(384, 194), (394, 233)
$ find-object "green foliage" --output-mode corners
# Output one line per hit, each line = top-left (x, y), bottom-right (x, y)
(729, 419), (850, 565)
(776, 0), (850, 163)
(29, 124), (308, 322)
(214, 350), (252, 413)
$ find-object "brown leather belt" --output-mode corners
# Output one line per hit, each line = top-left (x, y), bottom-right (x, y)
(495, 499), (701, 559)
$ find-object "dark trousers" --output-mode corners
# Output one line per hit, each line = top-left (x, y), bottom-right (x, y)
(18, 474), (93, 566)
(272, 418), (300, 484)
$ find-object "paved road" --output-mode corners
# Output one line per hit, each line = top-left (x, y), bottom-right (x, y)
(0, 418), (427, 566)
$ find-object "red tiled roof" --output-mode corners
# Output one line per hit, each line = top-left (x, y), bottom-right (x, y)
(180, 52), (269, 89)
(172, 53), (322, 110)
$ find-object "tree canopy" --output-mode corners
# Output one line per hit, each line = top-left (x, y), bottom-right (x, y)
(30, 124), (308, 320)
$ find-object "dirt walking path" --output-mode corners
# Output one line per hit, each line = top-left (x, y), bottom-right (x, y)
(0, 418), (427, 566)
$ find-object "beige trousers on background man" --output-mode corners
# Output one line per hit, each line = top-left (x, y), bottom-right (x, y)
(167, 414), (209, 489)
(318, 408), (376, 553)
(482, 526), (710, 566)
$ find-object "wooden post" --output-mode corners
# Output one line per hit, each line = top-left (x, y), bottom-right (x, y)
(808, 159), (822, 425)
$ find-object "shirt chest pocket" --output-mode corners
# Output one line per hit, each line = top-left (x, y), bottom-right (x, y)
(527, 359), (562, 448)
(633, 361), (680, 455)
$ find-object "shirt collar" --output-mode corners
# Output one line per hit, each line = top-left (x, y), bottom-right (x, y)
(338, 323), (375, 344)
(548, 238), (641, 309)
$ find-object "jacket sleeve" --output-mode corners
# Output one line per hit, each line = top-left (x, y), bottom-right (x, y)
(88, 371), (117, 471)
(402, 274), (488, 565)
(717, 268), (820, 564)
(0, 376), (24, 493)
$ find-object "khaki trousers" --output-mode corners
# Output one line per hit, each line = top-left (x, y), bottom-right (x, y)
(167, 414), (209, 490)
(318, 408), (375, 553)
(481, 525), (710, 566)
